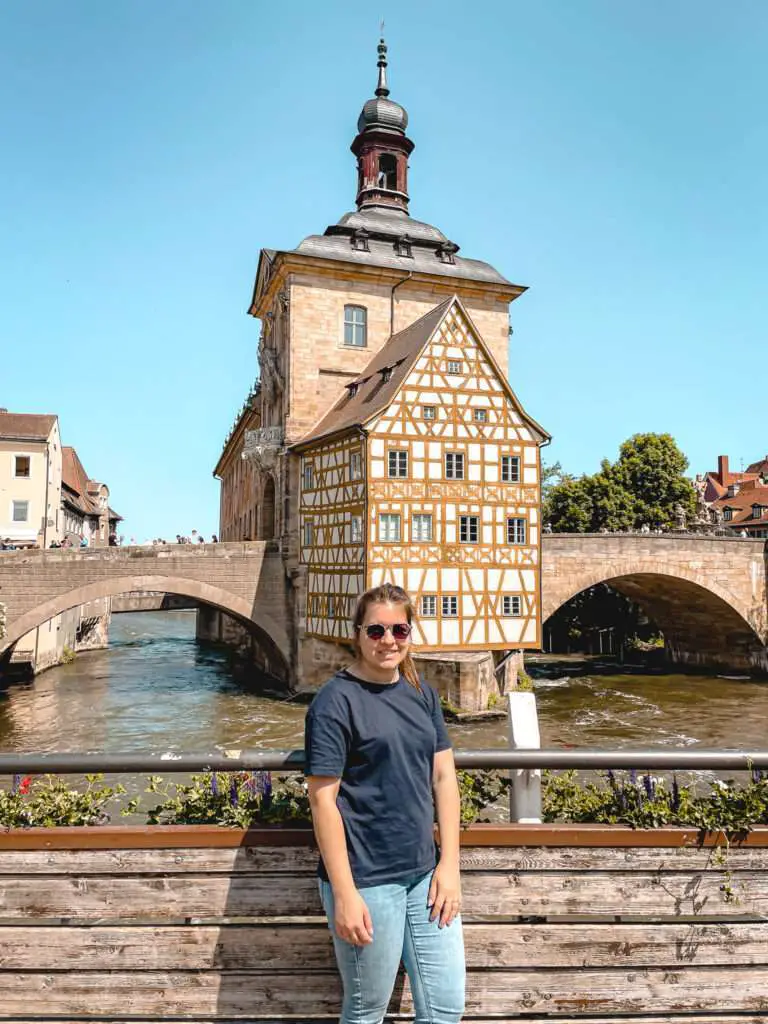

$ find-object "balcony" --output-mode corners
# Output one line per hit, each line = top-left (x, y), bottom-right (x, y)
(242, 426), (284, 471)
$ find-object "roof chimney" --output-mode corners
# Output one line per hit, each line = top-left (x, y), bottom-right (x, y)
(718, 455), (729, 484)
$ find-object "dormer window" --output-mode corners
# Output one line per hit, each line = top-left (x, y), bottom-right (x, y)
(723, 508), (733, 521)
(345, 381), (359, 398)
(381, 367), (393, 383)
(436, 241), (459, 265)
(377, 153), (398, 190)
(344, 305), (367, 347)
(351, 228), (370, 252)
(395, 235), (412, 258)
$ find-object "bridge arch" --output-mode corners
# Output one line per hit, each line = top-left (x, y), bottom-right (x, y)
(543, 559), (765, 674)
(0, 574), (291, 677)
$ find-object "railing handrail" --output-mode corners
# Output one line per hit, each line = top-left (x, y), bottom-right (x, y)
(2, 748), (768, 774)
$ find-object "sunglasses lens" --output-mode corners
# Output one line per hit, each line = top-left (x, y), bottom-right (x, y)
(392, 624), (411, 640)
(366, 625), (386, 640)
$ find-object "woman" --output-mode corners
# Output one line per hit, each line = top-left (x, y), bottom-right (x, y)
(304, 583), (465, 1024)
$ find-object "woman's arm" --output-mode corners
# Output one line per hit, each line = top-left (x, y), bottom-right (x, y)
(307, 777), (374, 945)
(429, 748), (462, 927)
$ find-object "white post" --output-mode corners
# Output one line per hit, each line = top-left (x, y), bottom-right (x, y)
(507, 690), (542, 823)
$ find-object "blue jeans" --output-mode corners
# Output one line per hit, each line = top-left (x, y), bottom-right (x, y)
(319, 870), (465, 1024)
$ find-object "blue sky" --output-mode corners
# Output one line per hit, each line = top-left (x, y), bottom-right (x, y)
(2, 1), (766, 540)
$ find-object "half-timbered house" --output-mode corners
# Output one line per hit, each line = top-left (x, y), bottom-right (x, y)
(293, 295), (548, 651)
(213, 37), (550, 695)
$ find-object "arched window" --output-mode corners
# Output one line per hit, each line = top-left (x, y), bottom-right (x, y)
(344, 305), (367, 348)
(377, 153), (397, 190)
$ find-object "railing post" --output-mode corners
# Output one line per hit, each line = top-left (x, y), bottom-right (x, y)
(507, 690), (542, 823)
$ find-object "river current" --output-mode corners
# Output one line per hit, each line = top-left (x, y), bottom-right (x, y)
(1, 610), (767, 755)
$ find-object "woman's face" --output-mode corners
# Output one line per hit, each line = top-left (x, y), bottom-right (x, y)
(357, 600), (411, 678)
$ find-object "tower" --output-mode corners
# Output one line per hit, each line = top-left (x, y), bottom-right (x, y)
(351, 39), (414, 213)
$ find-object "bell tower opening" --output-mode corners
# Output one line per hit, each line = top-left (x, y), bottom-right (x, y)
(377, 153), (397, 190)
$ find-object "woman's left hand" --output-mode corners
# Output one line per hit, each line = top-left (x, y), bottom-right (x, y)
(428, 860), (462, 928)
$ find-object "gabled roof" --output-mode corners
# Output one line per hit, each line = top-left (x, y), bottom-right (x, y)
(62, 446), (120, 521)
(0, 411), (57, 441)
(290, 295), (550, 451)
(746, 456), (768, 476)
(712, 484), (768, 526)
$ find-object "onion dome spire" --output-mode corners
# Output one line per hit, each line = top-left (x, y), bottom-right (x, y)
(375, 37), (389, 97)
(351, 36), (414, 212)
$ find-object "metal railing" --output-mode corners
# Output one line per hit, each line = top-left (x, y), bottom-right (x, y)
(1, 748), (768, 774)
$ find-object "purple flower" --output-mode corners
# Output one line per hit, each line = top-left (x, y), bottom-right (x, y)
(210, 773), (219, 798)
(11, 774), (20, 796)
(643, 774), (655, 800)
(229, 776), (239, 807)
(607, 769), (616, 788)
(629, 768), (638, 786)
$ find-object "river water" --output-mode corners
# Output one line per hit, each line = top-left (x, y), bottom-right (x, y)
(1, 610), (767, 756)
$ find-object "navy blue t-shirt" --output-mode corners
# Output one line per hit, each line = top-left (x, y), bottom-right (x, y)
(304, 670), (452, 888)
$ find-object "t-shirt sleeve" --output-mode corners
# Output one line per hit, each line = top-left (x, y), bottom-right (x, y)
(428, 684), (452, 752)
(304, 690), (351, 777)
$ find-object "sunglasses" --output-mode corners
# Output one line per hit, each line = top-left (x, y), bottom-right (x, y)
(362, 622), (412, 641)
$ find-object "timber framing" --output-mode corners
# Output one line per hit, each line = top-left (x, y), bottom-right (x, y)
(296, 297), (549, 651)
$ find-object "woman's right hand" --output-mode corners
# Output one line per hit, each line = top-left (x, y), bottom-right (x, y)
(334, 888), (374, 945)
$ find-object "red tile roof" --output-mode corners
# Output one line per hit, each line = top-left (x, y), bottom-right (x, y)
(62, 446), (121, 521)
(0, 411), (57, 441)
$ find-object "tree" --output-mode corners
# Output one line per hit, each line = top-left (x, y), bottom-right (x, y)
(545, 433), (695, 533)
(545, 477), (593, 533)
(613, 433), (696, 531)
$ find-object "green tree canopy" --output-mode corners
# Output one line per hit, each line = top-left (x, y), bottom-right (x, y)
(544, 434), (696, 533)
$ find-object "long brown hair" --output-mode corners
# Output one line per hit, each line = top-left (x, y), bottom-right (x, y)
(351, 583), (421, 691)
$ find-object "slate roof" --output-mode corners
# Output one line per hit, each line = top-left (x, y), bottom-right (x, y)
(293, 207), (516, 288)
(291, 296), (549, 451)
(0, 411), (57, 441)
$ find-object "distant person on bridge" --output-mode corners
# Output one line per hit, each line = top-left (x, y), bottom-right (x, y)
(304, 583), (465, 1024)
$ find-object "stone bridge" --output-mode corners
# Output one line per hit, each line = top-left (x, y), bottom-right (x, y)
(0, 534), (766, 678)
(0, 543), (292, 679)
(542, 534), (768, 673)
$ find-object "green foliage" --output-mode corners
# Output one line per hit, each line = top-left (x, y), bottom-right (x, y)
(544, 769), (768, 833)
(515, 669), (534, 692)
(545, 432), (696, 533)
(456, 769), (509, 824)
(613, 433), (696, 531)
(0, 773), (135, 827)
(545, 476), (593, 532)
(144, 771), (311, 828)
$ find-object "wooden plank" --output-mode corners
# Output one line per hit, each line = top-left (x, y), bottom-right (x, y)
(1, 966), (768, 1015)
(1, 1019), (765, 1024)
(1, 843), (767, 874)
(1, 922), (767, 970)
(0, 823), (767, 851)
(2, 869), (767, 920)
(2, 1019), (767, 1024)
(0, 846), (317, 874)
